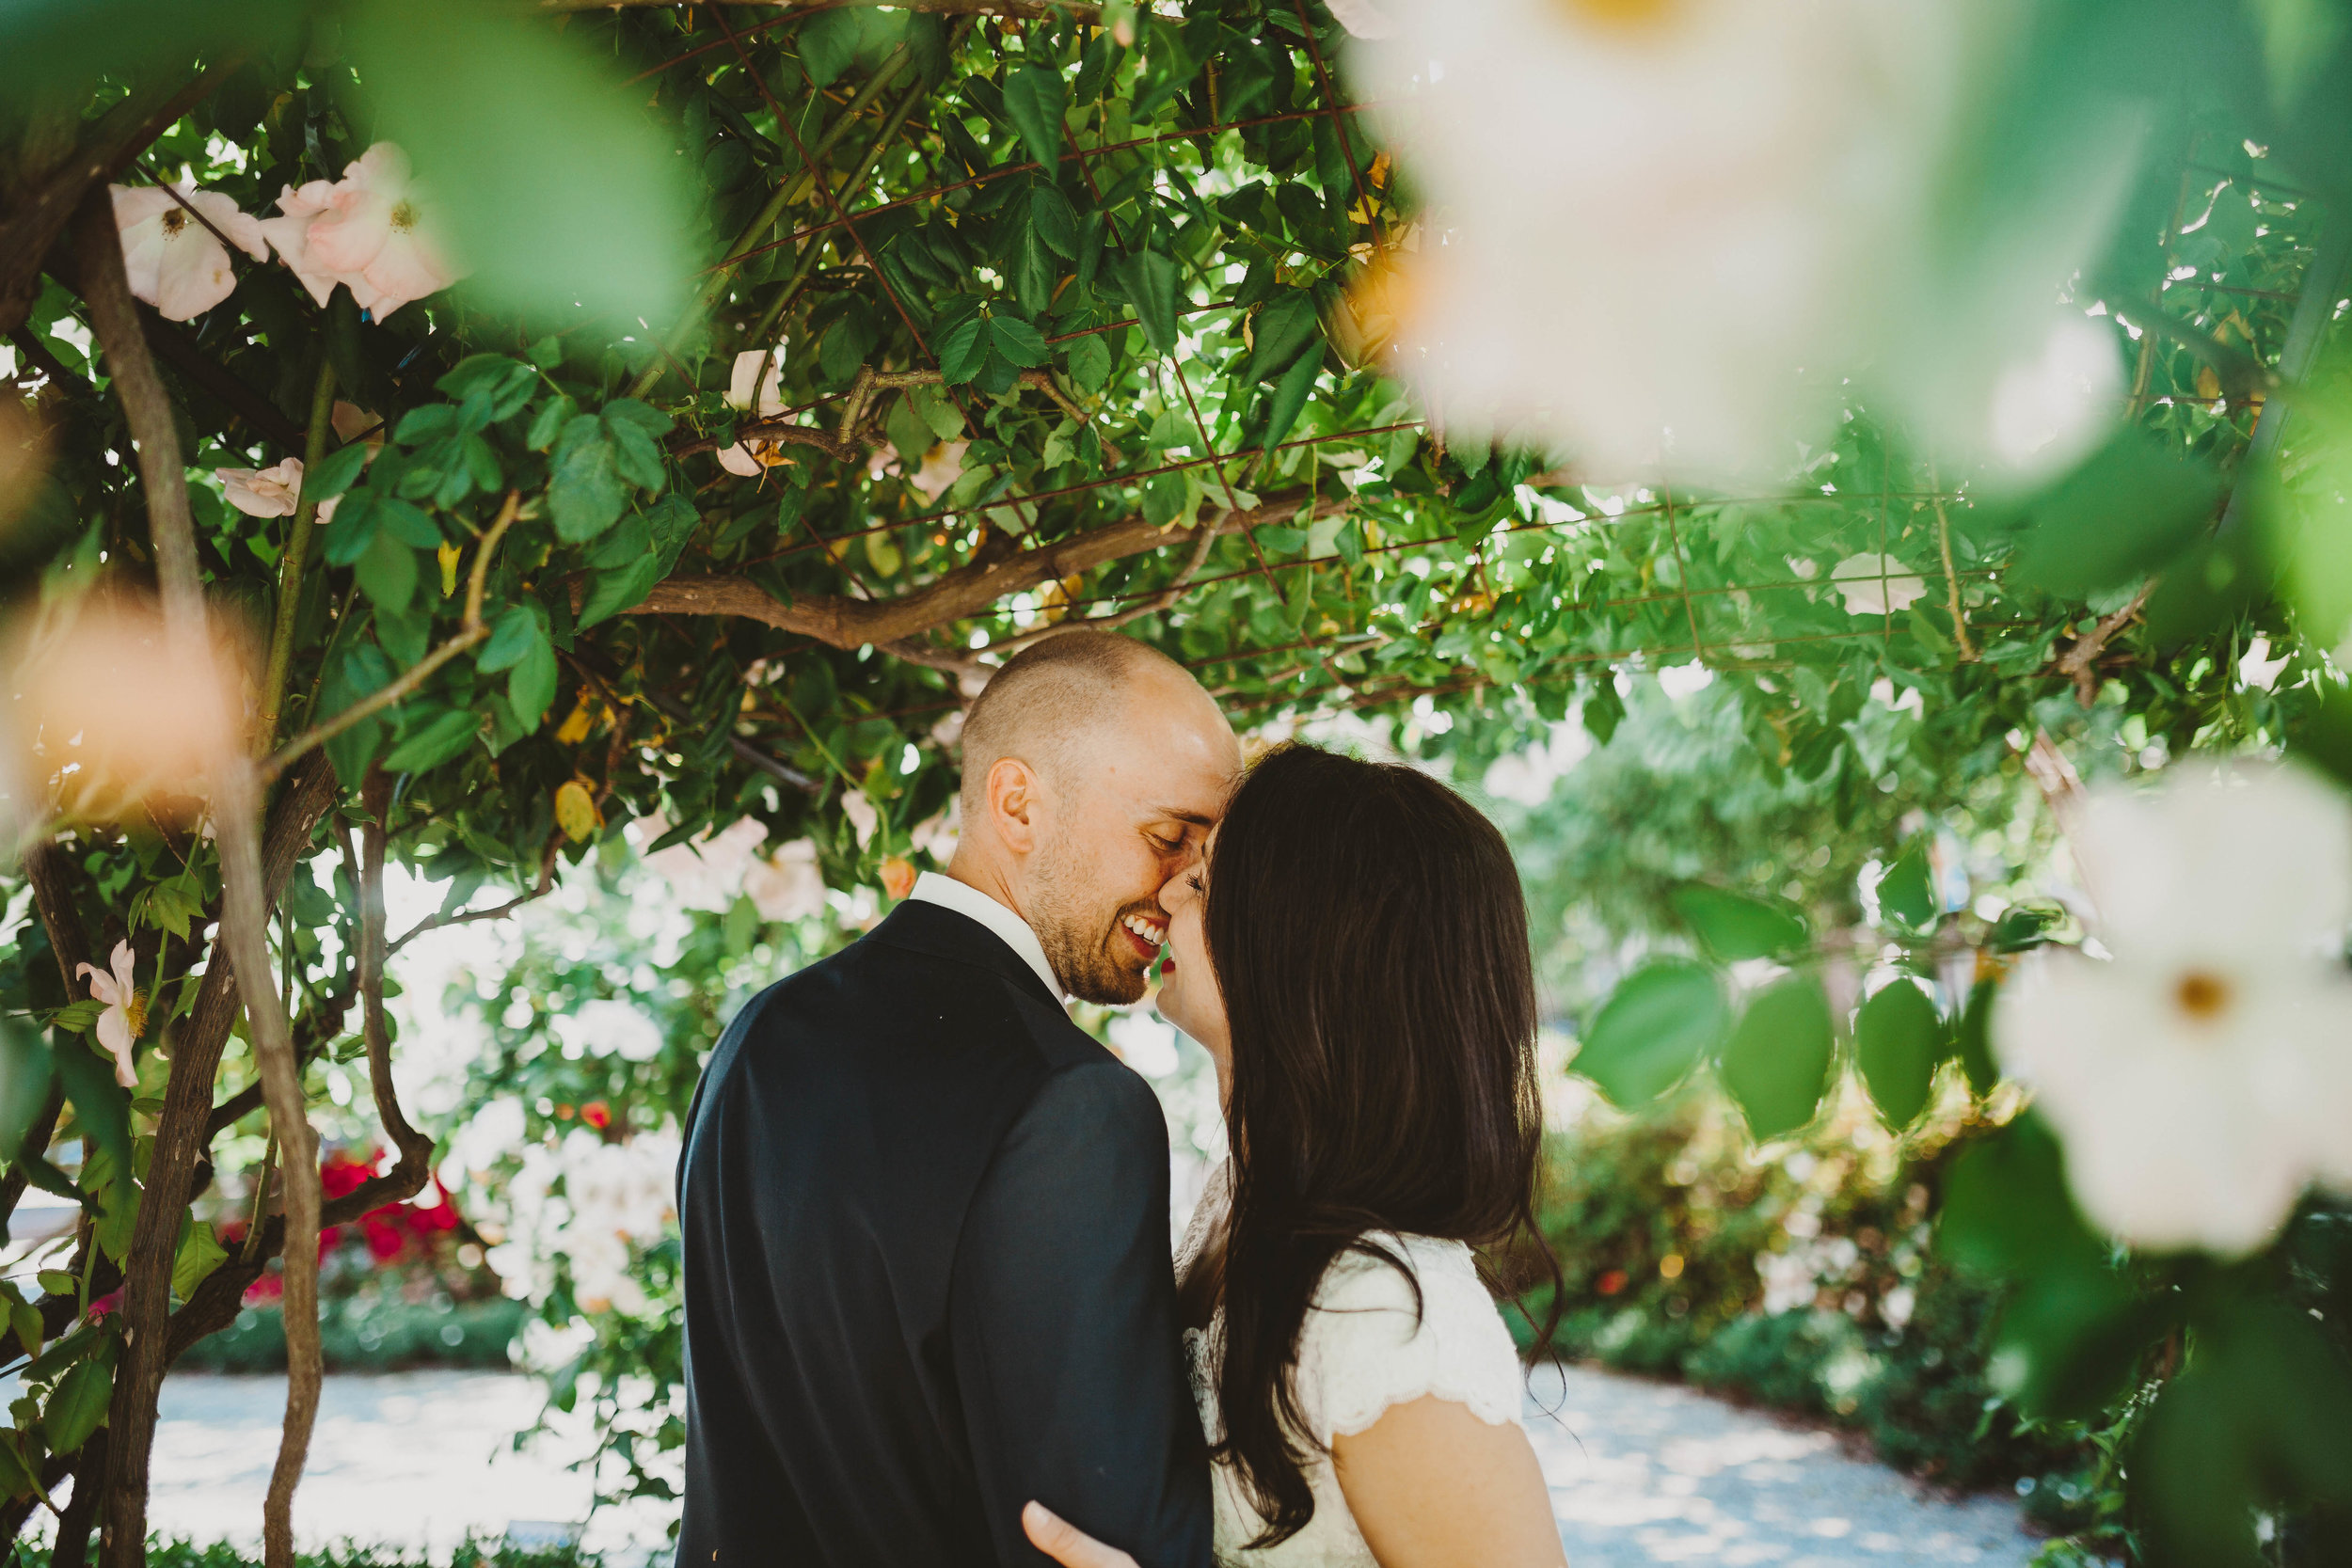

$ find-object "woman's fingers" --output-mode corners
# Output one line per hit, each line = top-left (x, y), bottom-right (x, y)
(1021, 1501), (1141, 1568)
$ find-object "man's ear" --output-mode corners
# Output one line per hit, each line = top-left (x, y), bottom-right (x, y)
(985, 755), (1044, 856)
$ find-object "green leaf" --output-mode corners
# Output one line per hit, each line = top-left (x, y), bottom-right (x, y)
(937, 315), (990, 385)
(599, 397), (674, 437)
(44, 1346), (114, 1454)
(0, 1025), (55, 1164)
(1260, 347), (1320, 457)
(376, 498), (442, 548)
(578, 555), (666, 631)
(1065, 332), (1112, 394)
(1573, 959), (1729, 1108)
(990, 312), (1050, 369)
(383, 706), (481, 773)
(1671, 884), (1809, 962)
(355, 529), (418, 612)
(318, 641), (393, 786)
(607, 417), (668, 491)
(1032, 182), (1080, 258)
(1875, 838), (1937, 930)
(548, 417), (627, 542)
(1001, 62), (1068, 169)
(45, 1001), (101, 1037)
(2008, 434), (2224, 599)
(525, 394), (576, 452)
(53, 1047), (129, 1191)
(476, 604), (540, 673)
(394, 404), (457, 445)
(1245, 291), (1320, 382)
(171, 1218), (227, 1301)
(508, 639), (560, 730)
(35, 1272), (73, 1299)
(304, 440), (369, 503)
(797, 7), (859, 88)
(912, 383), (965, 439)
(1125, 246), (1182, 355)
(1954, 973), (2000, 1096)
(1717, 974), (1834, 1141)
(1852, 977), (1941, 1130)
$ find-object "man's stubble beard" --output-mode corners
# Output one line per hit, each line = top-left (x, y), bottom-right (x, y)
(1027, 821), (1150, 1006)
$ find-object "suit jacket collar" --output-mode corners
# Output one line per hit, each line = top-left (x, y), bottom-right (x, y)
(867, 898), (1066, 1010)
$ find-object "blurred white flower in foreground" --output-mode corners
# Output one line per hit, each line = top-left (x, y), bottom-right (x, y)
(215, 456), (340, 525)
(1985, 314), (2123, 481)
(570, 998), (664, 1063)
(76, 939), (145, 1088)
(110, 183), (267, 322)
(1995, 763), (2352, 1255)
(841, 790), (880, 848)
(1828, 553), (1928, 616)
(5, 595), (246, 823)
(718, 347), (790, 477)
(745, 838), (828, 923)
(1349, 0), (1957, 482)
(1325, 0), (1393, 40)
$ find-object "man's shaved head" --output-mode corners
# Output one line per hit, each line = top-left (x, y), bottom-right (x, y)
(958, 630), (1202, 822)
(948, 629), (1238, 1003)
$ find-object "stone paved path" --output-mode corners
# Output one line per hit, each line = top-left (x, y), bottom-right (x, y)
(148, 1366), (2042, 1564)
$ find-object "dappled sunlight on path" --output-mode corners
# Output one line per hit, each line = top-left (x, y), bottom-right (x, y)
(145, 1366), (2039, 1564)
(1527, 1363), (2040, 1565)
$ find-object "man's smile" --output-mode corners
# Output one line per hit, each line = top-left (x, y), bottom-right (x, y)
(1120, 910), (1168, 958)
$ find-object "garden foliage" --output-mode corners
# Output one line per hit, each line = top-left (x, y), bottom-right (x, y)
(2, 1), (2352, 1565)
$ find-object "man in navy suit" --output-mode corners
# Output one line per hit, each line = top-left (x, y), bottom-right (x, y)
(679, 629), (1238, 1566)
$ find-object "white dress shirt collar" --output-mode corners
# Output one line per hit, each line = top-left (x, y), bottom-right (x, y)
(907, 871), (1063, 1003)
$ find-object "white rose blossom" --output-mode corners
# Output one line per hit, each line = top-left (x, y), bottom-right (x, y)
(571, 998), (665, 1063)
(110, 183), (268, 323)
(264, 143), (464, 321)
(718, 347), (791, 477)
(634, 814), (771, 913)
(1995, 762), (2352, 1256)
(1828, 553), (1928, 616)
(745, 838), (828, 923)
(75, 939), (145, 1088)
(213, 456), (339, 525)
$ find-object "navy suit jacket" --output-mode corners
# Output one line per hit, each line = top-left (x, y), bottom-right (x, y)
(678, 898), (1213, 1566)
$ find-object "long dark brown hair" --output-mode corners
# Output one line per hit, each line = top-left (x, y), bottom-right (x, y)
(1200, 743), (1559, 1545)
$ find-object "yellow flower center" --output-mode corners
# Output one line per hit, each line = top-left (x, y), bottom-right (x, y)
(390, 199), (419, 234)
(160, 208), (188, 237)
(1554, 0), (1679, 30)
(124, 989), (150, 1041)
(2174, 970), (2232, 1022)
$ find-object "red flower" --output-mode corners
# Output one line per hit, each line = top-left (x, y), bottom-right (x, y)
(321, 1146), (386, 1200)
(86, 1289), (123, 1322)
(361, 1215), (405, 1262)
(581, 1101), (612, 1132)
(1596, 1269), (1629, 1297)
(243, 1273), (283, 1307)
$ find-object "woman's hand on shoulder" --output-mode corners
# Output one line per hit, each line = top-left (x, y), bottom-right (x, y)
(1332, 1395), (1567, 1568)
(1022, 1501), (1140, 1568)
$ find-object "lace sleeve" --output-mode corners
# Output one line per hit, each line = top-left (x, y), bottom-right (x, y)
(1294, 1234), (1526, 1445)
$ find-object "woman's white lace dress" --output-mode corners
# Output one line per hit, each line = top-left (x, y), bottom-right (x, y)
(1174, 1163), (1526, 1567)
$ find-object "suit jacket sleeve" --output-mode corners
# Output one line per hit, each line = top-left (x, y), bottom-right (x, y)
(949, 1056), (1215, 1568)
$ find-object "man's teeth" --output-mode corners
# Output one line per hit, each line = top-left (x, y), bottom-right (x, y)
(1121, 912), (1167, 946)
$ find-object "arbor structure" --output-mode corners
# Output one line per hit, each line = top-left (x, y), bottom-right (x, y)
(3, 1), (2351, 1564)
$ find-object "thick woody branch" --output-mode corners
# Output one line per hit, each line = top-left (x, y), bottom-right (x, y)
(631, 487), (1343, 650)
(2, 843), (87, 1232)
(0, 63), (240, 337)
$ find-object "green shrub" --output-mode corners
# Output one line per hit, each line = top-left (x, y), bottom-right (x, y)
(1506, 1084), (2095, 1495)
(176, 1295), (527, 1374)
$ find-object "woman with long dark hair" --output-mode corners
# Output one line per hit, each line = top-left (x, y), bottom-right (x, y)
(1025, 744), (1567, 1567)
